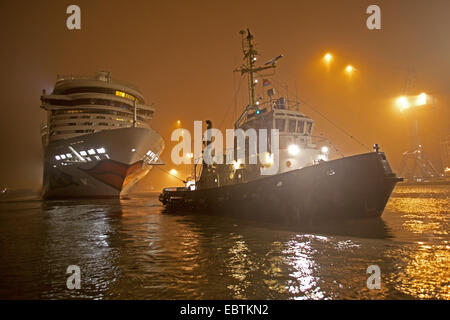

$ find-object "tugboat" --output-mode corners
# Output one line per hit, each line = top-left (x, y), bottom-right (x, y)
(159, 29), (402, 224)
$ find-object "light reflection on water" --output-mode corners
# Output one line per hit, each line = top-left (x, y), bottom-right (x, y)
(0, 185), (448, 299)
(383, 185), (450, 299)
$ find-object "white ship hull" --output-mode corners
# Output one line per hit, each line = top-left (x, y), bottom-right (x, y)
(42, 127), (164, 198)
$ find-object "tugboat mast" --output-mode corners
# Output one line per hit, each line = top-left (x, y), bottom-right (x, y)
(235, 29), (283, 109)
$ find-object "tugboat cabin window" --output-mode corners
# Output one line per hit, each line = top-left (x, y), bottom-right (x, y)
(275, 119), (285, 132)
(288, 119), (296, 133)
(306, 121), (313, 134)
(297, 120), (305, 134)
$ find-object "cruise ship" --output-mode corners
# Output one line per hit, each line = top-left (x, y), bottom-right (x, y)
(40, 71), (164, 198)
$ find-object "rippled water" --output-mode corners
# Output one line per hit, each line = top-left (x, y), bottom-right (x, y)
(0, 185), (448, 299)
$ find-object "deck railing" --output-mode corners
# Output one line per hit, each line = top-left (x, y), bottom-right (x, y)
(56, 73), (141, 93)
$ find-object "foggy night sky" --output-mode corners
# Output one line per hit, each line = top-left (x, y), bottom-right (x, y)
(0, 0), (449, 192)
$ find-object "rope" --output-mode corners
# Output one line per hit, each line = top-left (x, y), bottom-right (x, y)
(130, 147), (187, 183)
(153, 165), (186, 183)
(217, 72), (243, 131)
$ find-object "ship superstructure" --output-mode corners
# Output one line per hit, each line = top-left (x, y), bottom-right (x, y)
(41, 71), (164, 198)
(233, 29), (326, 175)
(195, 30), (329, 188)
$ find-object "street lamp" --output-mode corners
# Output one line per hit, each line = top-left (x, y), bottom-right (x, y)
(323, 53), (333, 64)
(396, 92), (439, 181)
(396, 93), (429, 112)
(417, 92), (427, 106)
(345, 65), (354, 74)
(397, 96), (410, 111)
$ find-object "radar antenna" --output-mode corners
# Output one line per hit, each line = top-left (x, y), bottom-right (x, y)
(234, 29), (283, 111)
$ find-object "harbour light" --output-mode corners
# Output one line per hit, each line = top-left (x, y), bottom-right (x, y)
(288, 144), (300, 156)
(397, 96), (410, 111)
(264, 153), (274, 165)
(233, 160), (241, 170)
(417, 93), (427, 106)
(345, 65), (354, 74)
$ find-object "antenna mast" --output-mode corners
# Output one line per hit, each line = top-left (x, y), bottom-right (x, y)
(234, 29), (281, 110)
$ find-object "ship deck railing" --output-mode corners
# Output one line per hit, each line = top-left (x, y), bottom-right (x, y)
(55, 74), (141, 93)
(256, 98), (301, 113)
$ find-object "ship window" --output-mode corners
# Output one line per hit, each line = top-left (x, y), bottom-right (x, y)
(306, 122), (313, 134)
(288, 119), (296, 133)
(96, 116), (106, 119)
(83, 122), (93, 126)
(95, 156), (101, 161)
(52, 87), (144, 104)
(52, 109), (144, 121)
(138, 109), (153, 117)
(275, 119), (285, 132)
(99, 122), (108, 126)
(297, 120), (305, 134)
(115, 90), (138, 101)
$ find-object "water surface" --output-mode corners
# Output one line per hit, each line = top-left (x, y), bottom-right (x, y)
(0, 185), (448, 299)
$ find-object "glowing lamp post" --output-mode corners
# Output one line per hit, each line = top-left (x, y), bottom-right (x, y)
(396, 93), (428, 112)
(345, 65), (354, 74)
(323, 53), (333, 64)
(396, 92), (439, 181)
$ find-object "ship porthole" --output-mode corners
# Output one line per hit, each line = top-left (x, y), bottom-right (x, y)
(286, 160), (292, 168)
(276, 181), (283, 187)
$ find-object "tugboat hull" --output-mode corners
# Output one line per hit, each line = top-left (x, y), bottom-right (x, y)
(160, 152), (402, 223)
